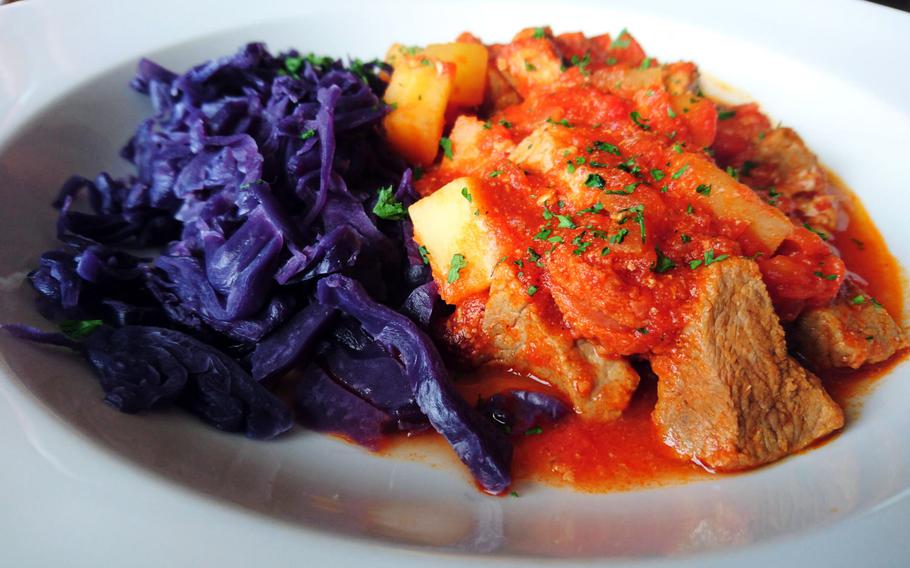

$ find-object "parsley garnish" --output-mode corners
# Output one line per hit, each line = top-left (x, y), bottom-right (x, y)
(546, 117), (573, 128)
(569, 53), (591, 75)
(667, 106), (677, 119)
(372, 186), (407, 220)
(461, 186), (472, 202)
(636, 327), (650, 335)
(681, 234), (692, 243)
(813, 271), (838, 281)
(534, 228), (553, 241)
(60, 319), (103, 339)
(741, 160), (759, 177)
(439, 137), (453, 160)
(617, 157), (641, 176)
(651, 169), (665, 181)
(299, 129), (316, 140)
(630, 111), (650, 130)
(671, 165), (690, 180)
(499, 119), (513, 129)
(639, 57), (652, 70)
(605, 182), (641, 195)
(718, 109), (737, 120)
(447, 254), (467, 283)
(609, 228), (629, 244)
(489, 170), (503, 178)
(584, 173), (606, 189)
(726, 165), (739, 180)
(418, 245), (430, 265)
(525, 426), (543, 435)
(618, 204), (646, 242)
(593, 141), (621, 155)
(652, 249), (676, 273)
(851, 294), (866, 305)
(482, 120), (492, 130)
(610, 29), (631, 49)
(525, 60), (537, 72)
(556, 214), (577, 228)
(579, 202), (604, 214)
(671, 142), (683, 154)
(803, 223), (829, 241)
(527, 285), (539, 296)
(695, 184), (711, 196)
(533, 27), (546, 39)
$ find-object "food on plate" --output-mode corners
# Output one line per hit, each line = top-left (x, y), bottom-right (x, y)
(4, 27), (906, 495)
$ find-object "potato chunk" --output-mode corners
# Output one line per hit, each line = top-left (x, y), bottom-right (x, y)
(383, 57), (454, 166)
(409, 177), (501, 304)
(424, 43), (488, 107)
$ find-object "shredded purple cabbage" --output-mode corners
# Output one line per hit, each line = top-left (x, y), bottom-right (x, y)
(6, 44), (516, 493)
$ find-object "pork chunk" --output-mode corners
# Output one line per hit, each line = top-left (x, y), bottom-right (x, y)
(651, 258), (844, 470)
(791, 282), (907, 369)
(482, 264), (639, 421)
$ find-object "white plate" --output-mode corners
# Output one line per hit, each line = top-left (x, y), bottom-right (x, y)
(1, 0), (909, 566)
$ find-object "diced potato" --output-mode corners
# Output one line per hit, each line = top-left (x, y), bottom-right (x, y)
(409, 177), (501, 304)
(669, 93), (718, 147)
(674, 153), (793, 254)
(383, 57), (454, 166)
(424, 42), (488, 107)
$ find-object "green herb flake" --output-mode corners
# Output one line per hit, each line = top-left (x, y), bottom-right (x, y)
(703, 248), (729, 266)
(689, 259), (703, 270)
(299, 129), (317, 141)
(499, 119), (513, 129)
(636, 327), (650, 335)
(510, 490), (521, 498)
(695, 183), (712, 196)
(671, 164), (690, 180)
(546, 117), (573, 128)
(639, 57), (652, 70)
(566, 161), (576, 174)
(803, 223), (830, 241)
(60, 319), (103, 339)
(851, 295), (866, 305)
(609, 228), (629, 244)
(482, 120), (493, 130)
(813, 270), (838, 281)
(686, 203), (694, 215)
(717, 109), (737, 120)
(630, 111), (651, 130)
(726, 165), (739, 180)
(584, 173), (606, 189)
(556, 214), (577, 229)
(461, 186), (473, 202)
(547, 235), (564, 244)
(667, 106), (677, 119)
(871, 297), (883, 308)
(651, 168), (666, 181)
(680, 234), (692, 243)
(605, 181), (641, 195)
(579, 201), (605, 214)
(601, 246), (611, 256)
(418, 245), (430, 265)
(525, 426), (544, 436)
(740, 160), (759, 177)
(525, 60), (537, 72)
(439, 137), (453, 160)
(652, 249), (676, 273)
(534, 228), (552, 241)
(447, 254), (467, 283)
(533, 27), (546, 39)
(671, 142), (683, 154)
(593, 141), (621, 155)
(610, 28), (631, 49)
(489, 169), (503, 178)
(372, 186), (408, 220)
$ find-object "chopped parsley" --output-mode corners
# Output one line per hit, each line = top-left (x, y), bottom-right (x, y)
(533, 27), (546, 39)
(569, 53), (591, 75)
(447, 254), (467, 283)
(593, 141), (621, 155)
(639, 57), (652, 70)
(617, 156), (642, 176)
(686, 203), (695, 215)
(372, 186), (408, 220)
(726, 165), (739, 180)
(680, 234), (692, 243)
(489, 169), (503, 178)
(556, 214), (577, 229)
(651, 168), (666, 181)
(525, 60), (537, 72)
(461, 186), (472, 202)
(717, 109), (737, 120)
(851, 294), (866, 305)
(584, 173), (606, 189)
(704, 249), (729, 266)
(671, 164), (690, 180)
(579, 202), (605, 214)
(618, 204), (646, 242)
(636, 327), (650, 335)
(534, 228), (553, 241)
(418, 245), (430, 265)
(525, 426), (544, 435)
(605, 181), (641, 195)
(498, 119), (513, 129)
(60, 319), (103, 339)
(803, 222), (830, 241)
(546, 116), (573, 127)
(740, 160), (759, 177)
(609, 228), (629, 244)
(601, 246), (611, 256)
(439, 137), (453, 160)
(610, 29), (631, 49)
(630, 111), (650, 130)
(767, 187), (781, 206)
(527, 285), (539, 296)
(695, 184), (712, 196)
(667, 106), (677, 118)
(482, 120), (493, 130)
(671, 142), (683, 154)
(299, 129), (317, 140)
(652, 249), (676, 273)
(814, 271), (838, 281)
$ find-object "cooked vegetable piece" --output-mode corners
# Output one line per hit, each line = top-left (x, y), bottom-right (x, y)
(424, 42), (489, 107)
(383, 55), (455, 165)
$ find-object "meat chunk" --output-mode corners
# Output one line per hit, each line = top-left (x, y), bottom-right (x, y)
(651, 258), (844, 470)
(791, 282), (907, 369)
(482, 264), (639, 421)
(493, 35), (563, 97)
(750, 127), (839, 233)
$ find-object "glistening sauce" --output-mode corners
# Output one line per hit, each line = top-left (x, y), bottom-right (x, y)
(385, 173), (906, 493)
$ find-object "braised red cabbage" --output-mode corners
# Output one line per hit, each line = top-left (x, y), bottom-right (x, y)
(8, 43), (517, 493)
